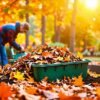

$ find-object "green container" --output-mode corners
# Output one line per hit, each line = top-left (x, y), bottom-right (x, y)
(12, 53), (27, 60)
(9, 53), (27, 64)
(9, 59), (16, 64)
(9, 47), (27, 64)
(31, 59), (90, 81)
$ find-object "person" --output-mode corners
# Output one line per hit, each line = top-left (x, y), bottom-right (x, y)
(0, 22), (30, 66)
(89, 47), (95, 56)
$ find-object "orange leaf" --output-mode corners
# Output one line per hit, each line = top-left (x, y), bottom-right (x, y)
(73, 75), (84, 86)
(0, 66), (3, 74)
(25, 86), (37, 95)
(26, 73), (35, 83)
(42, 52), (53, 58)
(42, 77), (48, 82)
(59, 91), (81, 100)
(0, 82), (14, 100)
(96, 87), (100, 96)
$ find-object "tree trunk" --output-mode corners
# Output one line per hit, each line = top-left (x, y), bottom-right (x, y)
(70, 0), (77, 53)
(25, 0), (29, 48)
(54, 15), (57, 42)
(41, 15), (46, 45)
(54, 15), (60, 42)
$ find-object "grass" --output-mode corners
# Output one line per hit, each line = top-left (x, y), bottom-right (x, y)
(84, 56), (100, 62)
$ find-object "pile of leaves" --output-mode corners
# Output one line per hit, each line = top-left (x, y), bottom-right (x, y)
(1, 44), (83, 76)
(0, 75), (100, 100)
(1, 63), (100, 100)
(0, 44), (99, 100)
(88, 61), (100, 78)
(11, 44), (82, 66)
(30, 44), (82, 64)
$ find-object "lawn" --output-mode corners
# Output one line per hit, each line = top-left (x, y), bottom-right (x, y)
(84, 56), (100, 62)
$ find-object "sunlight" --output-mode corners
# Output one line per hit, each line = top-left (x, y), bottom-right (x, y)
(2, 1), (7, 5)
(85, 0), (98, 9)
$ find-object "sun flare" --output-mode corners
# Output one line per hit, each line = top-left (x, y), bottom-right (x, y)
(86, 0), (98, 9)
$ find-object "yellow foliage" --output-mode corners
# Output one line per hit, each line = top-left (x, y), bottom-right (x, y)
(16, 34), (35, 45)
(16, 34), (25, 44)
(77, 52), (83, 59)
(14, 71), (24, 81)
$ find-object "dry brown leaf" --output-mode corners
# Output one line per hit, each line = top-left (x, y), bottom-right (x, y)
(97, 96), (100, 100)
(92, 83), (100, 87)
(84, 97), (95, 100)
(37, 84), (53, 90)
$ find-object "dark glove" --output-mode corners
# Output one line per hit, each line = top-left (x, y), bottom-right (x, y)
(18, 47), (25, 53)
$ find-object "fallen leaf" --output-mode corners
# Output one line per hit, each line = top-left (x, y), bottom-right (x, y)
(10, 72), (15, 79)
(14, 71), (24, 81)
(59, 91), (81, 100)
(42, 77), (48, 82)
(88, 70), (100, 78)
(43, 90), (58, 99)
(73, 75), (84, 86)
(42, 52), (53, 58)
(96, 87), (100, 96)
(25, 86), (38, 95)
(0, 82), (14, 100)
(26, 73), (35, 83)
(0, 66), (3, 74)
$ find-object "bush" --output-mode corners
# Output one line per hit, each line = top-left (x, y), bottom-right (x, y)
(49, 42), (65, 47)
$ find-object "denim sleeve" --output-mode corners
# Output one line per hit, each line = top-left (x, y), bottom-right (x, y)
(0, 44), (8, 66)
(10, 41), (21, 51)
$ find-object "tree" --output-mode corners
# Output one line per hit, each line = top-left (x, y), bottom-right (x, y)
(70, 0), (78, 53)
(25, 0), (29, 48)
(41, 15), (46, 44)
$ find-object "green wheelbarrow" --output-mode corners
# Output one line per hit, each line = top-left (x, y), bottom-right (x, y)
(9, 47), (27, 64)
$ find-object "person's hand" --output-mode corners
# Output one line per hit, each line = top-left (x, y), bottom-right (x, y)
(19, 46), (25, 53)
(20, 50), (25, 53)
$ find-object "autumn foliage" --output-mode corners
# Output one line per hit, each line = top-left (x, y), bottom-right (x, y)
(0, 82), (14, 100)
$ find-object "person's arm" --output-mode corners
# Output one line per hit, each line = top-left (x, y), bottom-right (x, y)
(10, 41), (21, 51)
(6, 30), (22, 51)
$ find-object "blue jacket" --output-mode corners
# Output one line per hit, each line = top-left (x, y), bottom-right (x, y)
(0, 22), (21, 50)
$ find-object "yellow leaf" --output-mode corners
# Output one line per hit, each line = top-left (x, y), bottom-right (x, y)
(73, 75), (84, 87)
(14, 71), (24, 81)
(77, 52), (83, 59)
